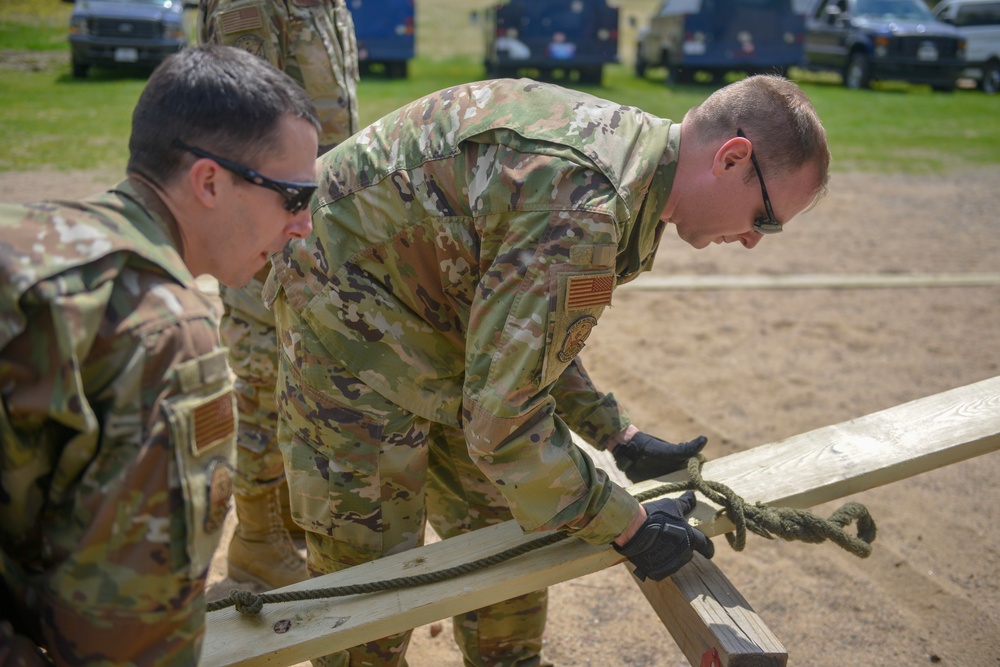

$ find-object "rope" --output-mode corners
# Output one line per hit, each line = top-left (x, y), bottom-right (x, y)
(207, 455), (876, 615)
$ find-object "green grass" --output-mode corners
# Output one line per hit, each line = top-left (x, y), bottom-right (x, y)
(1, 0), (998, 175)
(0, 20), (67, 50)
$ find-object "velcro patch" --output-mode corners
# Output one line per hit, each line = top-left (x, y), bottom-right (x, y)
(219, 6), (263, 34)
(557, 315), (598, 363)
(193, 393), (235, 455)
(204, 457), (234, 534)
(565, 272), (614, 310)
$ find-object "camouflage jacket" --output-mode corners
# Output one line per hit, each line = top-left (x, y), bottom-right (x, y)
(0, 180), (236, 665)
(269, 79), (679, 545)
(199, 0), (359, 151)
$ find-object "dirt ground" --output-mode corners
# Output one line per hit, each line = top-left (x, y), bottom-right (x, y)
(4, 166), (998, 667)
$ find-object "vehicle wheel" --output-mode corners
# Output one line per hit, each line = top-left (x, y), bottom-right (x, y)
(844, 52), (871, 89)
(667, 66), (691, 85)
(578, 66), (602, 85)
(496, 64), (519, 79)
(386, 60), (407, 79)
(982, 60), (1000, 94)
(71, 59), (89, 79)
(635, 52), (648, 78)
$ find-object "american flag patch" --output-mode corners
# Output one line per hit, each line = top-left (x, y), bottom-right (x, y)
(565, 273), (614, 310)
(219, 6), (263, 35)
(193, 393), (235, 454)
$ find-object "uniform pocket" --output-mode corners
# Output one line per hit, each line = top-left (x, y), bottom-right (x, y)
(161, 349), (237, 577)
(277, 361), (387, 557)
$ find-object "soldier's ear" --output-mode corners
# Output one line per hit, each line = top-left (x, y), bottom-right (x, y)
(187, 156), (226, 210)
(711, 136), (752, 176)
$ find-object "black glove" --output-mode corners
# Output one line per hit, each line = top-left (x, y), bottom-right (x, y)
(613, 491), (714, 581)
(613, 432), (708, 483)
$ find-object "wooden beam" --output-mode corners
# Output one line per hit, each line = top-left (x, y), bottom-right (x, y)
(202, 375), (1000, 667)
(630, 555), (787, 667)
(619, 273), (1000, 291)
(586, 445), (787, 667)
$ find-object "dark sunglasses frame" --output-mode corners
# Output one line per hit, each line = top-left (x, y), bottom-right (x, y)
(737, 129), (782, 235)
(173, 139), (317, 214)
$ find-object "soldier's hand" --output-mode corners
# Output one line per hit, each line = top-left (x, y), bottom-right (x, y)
(613, 491), (714, 581)
(612, 432), (707, 483)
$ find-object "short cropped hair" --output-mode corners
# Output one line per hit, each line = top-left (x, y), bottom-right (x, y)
(127, 44), (320, 185)
(684, 74), (830, 198)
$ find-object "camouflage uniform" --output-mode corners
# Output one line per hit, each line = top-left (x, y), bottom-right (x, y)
(198, 1), (360, 588)
(198, 0), (359, 153)
(267, 79), (678, 666)
(0, 180), (237, 665)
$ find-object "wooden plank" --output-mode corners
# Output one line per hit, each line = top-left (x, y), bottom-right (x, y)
(631, 555), (787, 667)
(583, 444), (787, 667)
(202, 375), (1000, 666)
(619, 273), (1000, 291)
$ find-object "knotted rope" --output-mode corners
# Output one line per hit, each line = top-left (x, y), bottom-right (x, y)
(207, 455), (876, 615)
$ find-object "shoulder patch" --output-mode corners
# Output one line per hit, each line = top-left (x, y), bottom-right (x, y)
(564, 272), (614, 310)
(557, 315), (598, 362)
(192, 392), (235, 455)
(204, 457), (234, 535)
(219, 6), (263, 34)
(232, 33), (266, 58)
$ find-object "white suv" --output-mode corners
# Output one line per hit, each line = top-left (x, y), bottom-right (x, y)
(933, 0), (1000, 92)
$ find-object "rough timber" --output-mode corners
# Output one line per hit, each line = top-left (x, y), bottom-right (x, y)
(202, 375), (1000, 666)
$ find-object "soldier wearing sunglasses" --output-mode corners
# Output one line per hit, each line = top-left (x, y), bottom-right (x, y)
(270, 74), (830, 667)
(0, 45), (318, 666)
(198, 0), (362, 593)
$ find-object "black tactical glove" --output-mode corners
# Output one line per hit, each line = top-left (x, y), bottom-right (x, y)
(613, 491), (714, 581)
(613, 432), (708, 483)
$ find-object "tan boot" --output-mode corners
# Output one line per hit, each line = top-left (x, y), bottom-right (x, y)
(278, 477), (305, 540)
(227, 486), (309, 589)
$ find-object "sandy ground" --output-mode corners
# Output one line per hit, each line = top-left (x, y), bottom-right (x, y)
(3, 167), (999, 667)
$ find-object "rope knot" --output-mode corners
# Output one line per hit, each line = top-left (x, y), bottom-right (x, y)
(230, 589), (264, 616)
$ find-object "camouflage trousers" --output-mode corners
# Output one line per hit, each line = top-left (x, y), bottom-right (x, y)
(275, 301), (548, 667)
(219, 270), (285, 496)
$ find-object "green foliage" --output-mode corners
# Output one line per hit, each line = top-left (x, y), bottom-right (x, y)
(0, 5), (998, 175)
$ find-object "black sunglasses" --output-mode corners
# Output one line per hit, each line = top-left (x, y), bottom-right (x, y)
(174, 139), (317, 214)
(737, 129), (782, 235)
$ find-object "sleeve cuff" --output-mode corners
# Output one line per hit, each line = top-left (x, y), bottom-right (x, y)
(570, 482), (640, 546)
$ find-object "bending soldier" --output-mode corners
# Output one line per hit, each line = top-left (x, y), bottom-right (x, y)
(269, 75), (830, 666)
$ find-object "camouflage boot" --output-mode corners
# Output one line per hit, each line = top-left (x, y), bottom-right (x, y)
(227, 486), (309, 589)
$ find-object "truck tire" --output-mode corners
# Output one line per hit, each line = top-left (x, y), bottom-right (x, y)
(71, 58), (90, 79)
(635, 50), (648, 78)
(845, 52), (871, 89)
(579, 66), (602, 85)
(982, 60), (1000, 94)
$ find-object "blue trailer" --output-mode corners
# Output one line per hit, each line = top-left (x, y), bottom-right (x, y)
(484, 0), (620, 85)
(348, 0), (415, 78)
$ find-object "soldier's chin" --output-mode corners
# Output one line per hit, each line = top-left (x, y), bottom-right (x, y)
(215, 265), (261, 290)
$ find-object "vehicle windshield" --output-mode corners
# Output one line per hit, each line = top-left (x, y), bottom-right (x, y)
(854, 0), (934, 19)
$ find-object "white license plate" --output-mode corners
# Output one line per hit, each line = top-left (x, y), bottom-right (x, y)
(917, 42), (939, 61)
(114, 48), (139, 63)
